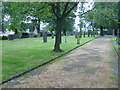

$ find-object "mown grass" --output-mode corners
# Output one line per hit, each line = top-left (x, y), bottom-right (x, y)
(111, 36), (120, 56)
(2, 35), (99, 81)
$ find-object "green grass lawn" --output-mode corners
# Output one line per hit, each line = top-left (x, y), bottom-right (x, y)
(2, 35), (99, 81)
(111, 36), (120, 56)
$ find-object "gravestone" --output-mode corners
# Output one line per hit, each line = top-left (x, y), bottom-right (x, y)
(29, 34), (34, 38)
(51, 31), (54, 39)
(43, 32), (47, 42)
(65, 33), (68, 42)
(51, 34), (54, 39)
(18, 33), (22, 38)
(8, 35), (14, 40)
(65, 36), (68, 42)
(37, 33), (40, 37)
(14, 34), (19, 39)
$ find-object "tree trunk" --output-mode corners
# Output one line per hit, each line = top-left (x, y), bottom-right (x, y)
(80, 28), (82, 38)
(37, 19), (40, 34)
(91, 31), (93, 37)
(83, 31), (85, 37)
(114, 29), (117, 36)
(88, 31), (90, 37)
(117, 1), (120, 45)
(75, 32), (80, 44)
(53, 18), (63, 52)
(60, 31), (62, 44)
(100, 26), (104, 36)
(77, 36), (80, 44)
(93, 28), (95, 37)
(14, 29), (18, 34)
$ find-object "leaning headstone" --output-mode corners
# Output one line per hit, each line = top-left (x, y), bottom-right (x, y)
(43, 32), (47, 42)
(8, 35), (14, 40)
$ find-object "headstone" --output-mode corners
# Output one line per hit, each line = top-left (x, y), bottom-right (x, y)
(43, 32), (47, 42)
(18, 33), (22, 38)
(65, 33), (68, 42)
(29, 34), (34, 38)
(51, 34), (54, 39)
(65, 36), (68, 42)
(14, 34), (19, 39)
(8, 35), (14, 40)
(37, 33), (40, 37)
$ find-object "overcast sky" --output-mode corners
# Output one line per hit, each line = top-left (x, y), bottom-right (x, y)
(74, 0), (94, 31)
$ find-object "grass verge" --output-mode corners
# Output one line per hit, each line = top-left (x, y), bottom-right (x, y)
(2, 35), (99, 81)
(111, 36), (120, 56)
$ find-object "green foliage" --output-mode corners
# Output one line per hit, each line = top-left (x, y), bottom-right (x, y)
(84, 2), (118, 29)
(2, 2), (77, 33)
(44, 17), (75, 33)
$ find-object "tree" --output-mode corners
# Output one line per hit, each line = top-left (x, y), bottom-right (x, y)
(2, 2), (29, 33)
(76, 2), (95, 44)
(84, 2), (118, 36)
(48, 2), (78, 52)
(118, 1), (120, 45)
(2, 2), (78, 52)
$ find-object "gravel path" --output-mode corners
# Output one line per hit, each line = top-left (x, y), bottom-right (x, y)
(2, 36), (118, 88)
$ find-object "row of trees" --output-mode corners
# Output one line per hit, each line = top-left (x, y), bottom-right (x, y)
(84, 2), (118, 36)
(1, 2), (120, 52)
(2, 2), (79, 52)
(82, 2), (120, 45)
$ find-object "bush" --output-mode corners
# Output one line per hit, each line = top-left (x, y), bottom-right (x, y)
(21, 33), (29, 38)
(47, 33), (52, 36)
(34, 35), (37, 37)
(0, 36), (8, 40)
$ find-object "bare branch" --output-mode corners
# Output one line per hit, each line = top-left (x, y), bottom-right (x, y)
(49, 4), (58, 18)
(62, 2), (69, 16)
(64, 2), (78, 17)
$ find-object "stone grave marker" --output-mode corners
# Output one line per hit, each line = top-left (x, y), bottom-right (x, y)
(37, 33), (40, 37)
(29, 34), (34, 38)
(8, 35), (14, 40)
(43, 32), (47, 42)
(14, 34), (19, 39)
